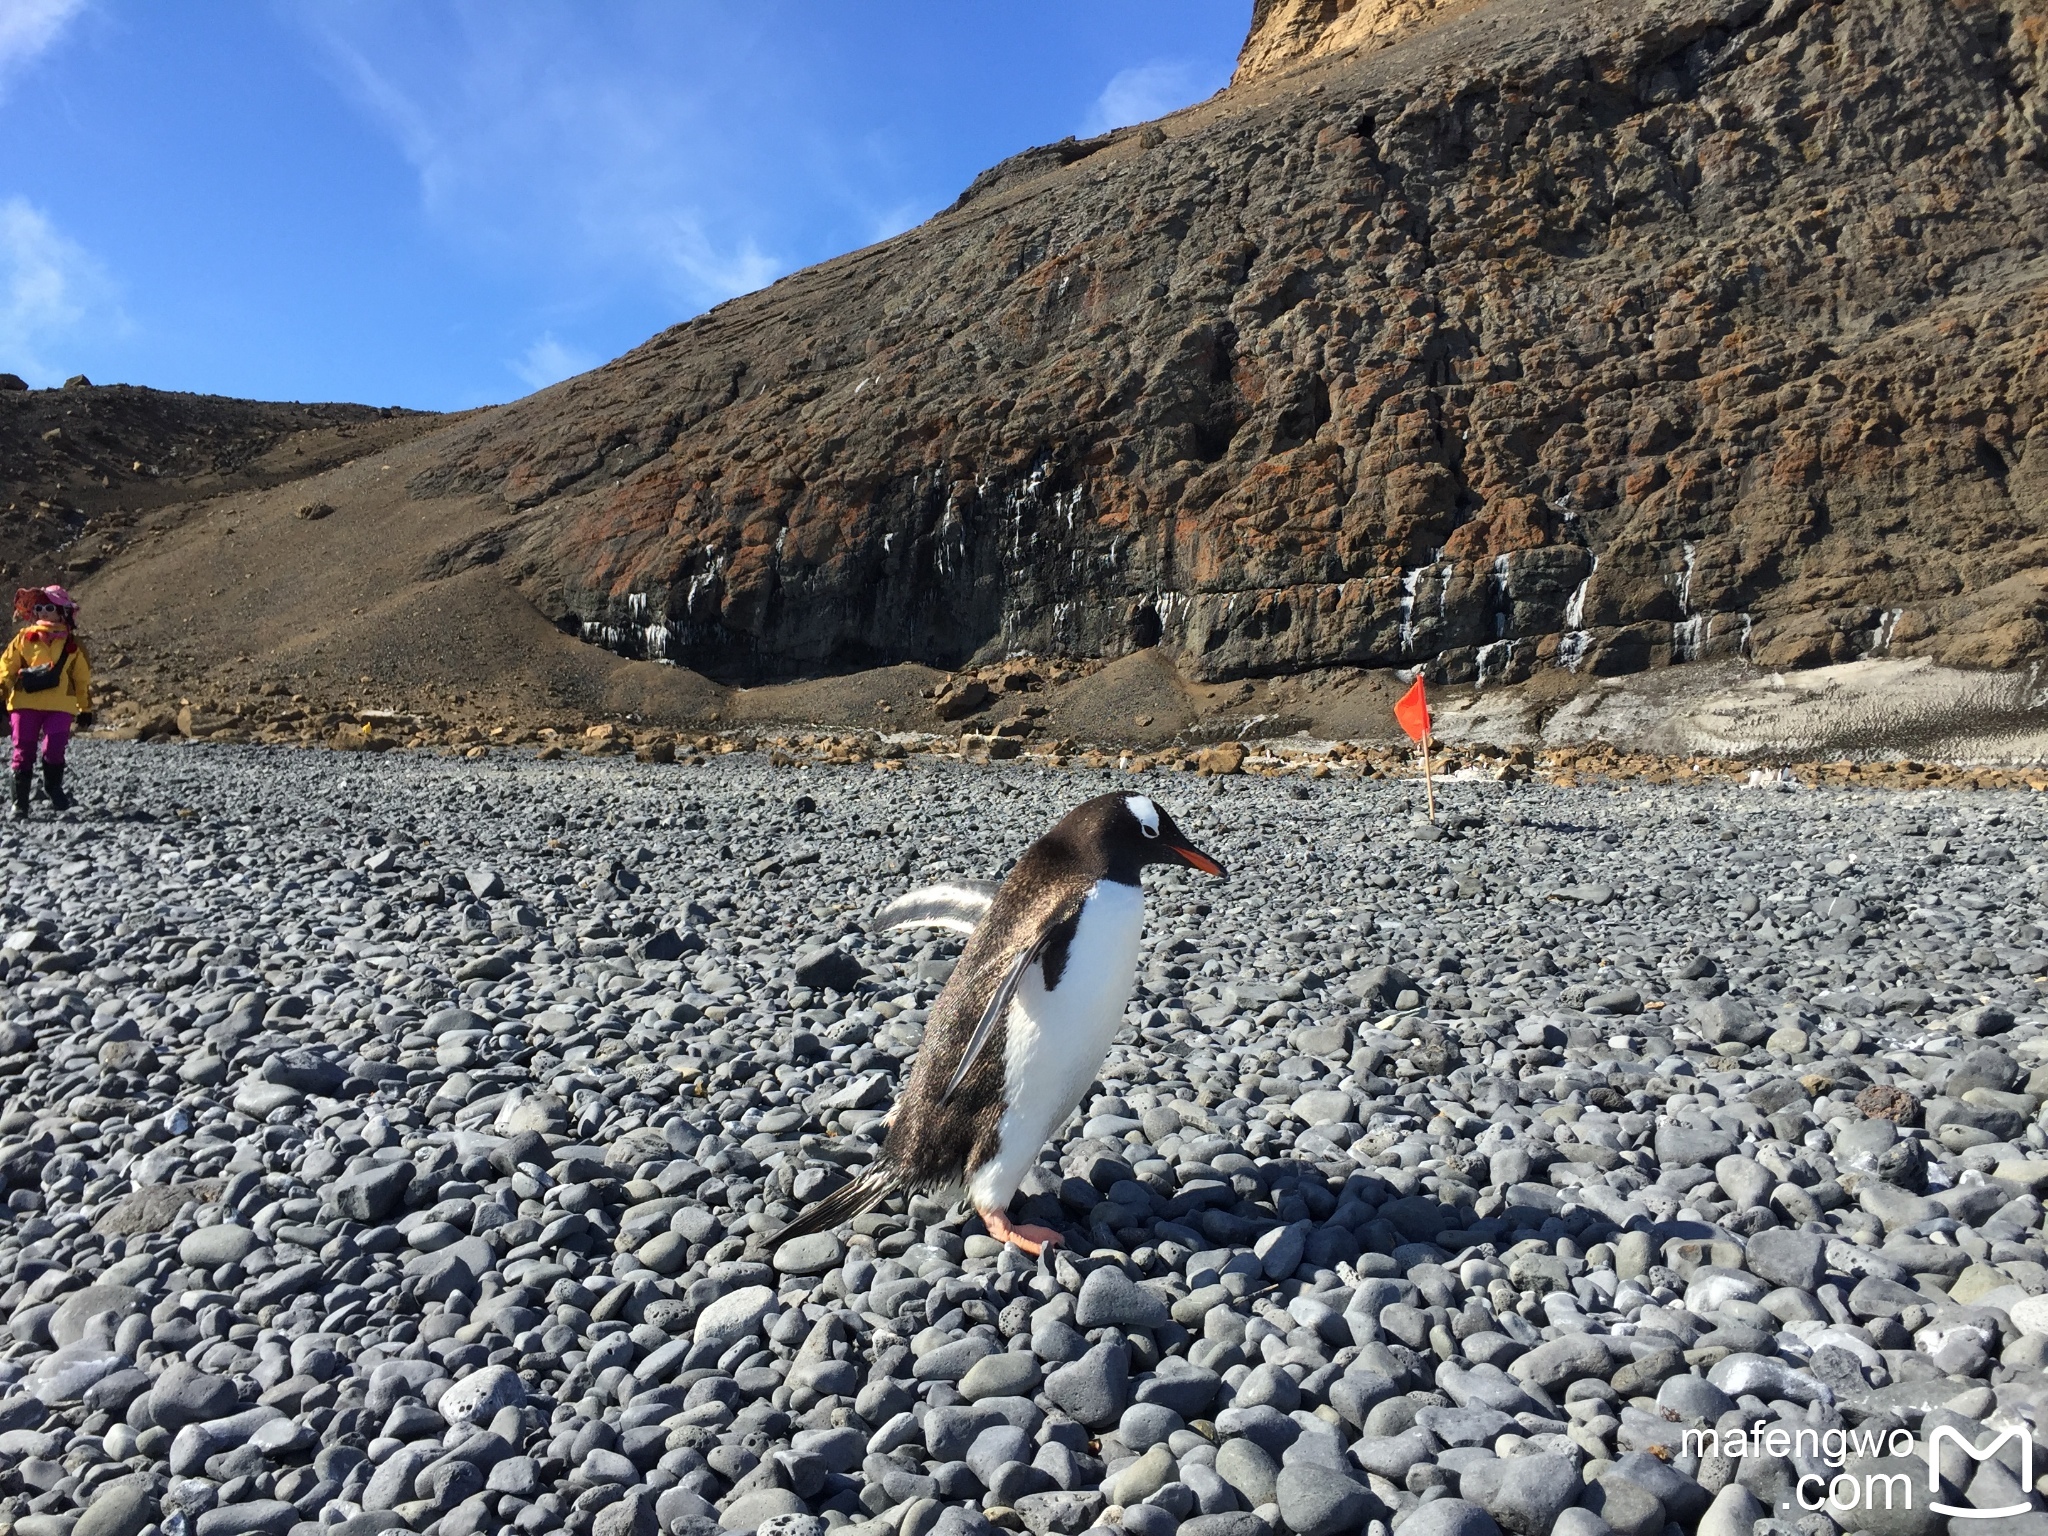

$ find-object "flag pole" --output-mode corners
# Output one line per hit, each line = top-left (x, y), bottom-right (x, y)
(1394, 672), (1435, 823)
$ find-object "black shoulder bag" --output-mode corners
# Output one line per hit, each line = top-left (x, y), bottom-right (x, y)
(18, 640), (75, 694)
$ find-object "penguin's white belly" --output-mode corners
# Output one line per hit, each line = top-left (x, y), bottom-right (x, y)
(969, 880), (1144, 1212)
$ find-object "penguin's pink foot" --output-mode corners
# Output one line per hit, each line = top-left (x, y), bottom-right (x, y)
(980, 1208), (1063, 1256)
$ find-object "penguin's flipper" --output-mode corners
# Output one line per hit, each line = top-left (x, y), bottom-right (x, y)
(775, 1163), (900, 1244)
(877, 880), (998, 937)
(941, 895), (1080, 1105)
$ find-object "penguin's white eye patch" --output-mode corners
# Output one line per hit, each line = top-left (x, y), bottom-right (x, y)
(1125, 795), (1160, 838)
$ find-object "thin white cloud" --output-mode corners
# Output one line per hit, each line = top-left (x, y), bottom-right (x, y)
(865, 199), (928, 246)
(1081, 58), (1228, 136)
(645, 214), (780, 308)
(0, 0), (86, 102)
(0, 197), (124, 385)
(313, 26), (454, 208)
(302, 7), (790, 315)
(509, 332), (595, 391)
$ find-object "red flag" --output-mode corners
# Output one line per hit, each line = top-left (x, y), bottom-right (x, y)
(1394, 675), (1431, 743)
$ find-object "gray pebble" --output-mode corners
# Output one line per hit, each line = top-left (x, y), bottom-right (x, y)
(959, 1351), (1041, 1401)
(1275, 1462), (1371, 1536)
(772, 1230), (843, 1275)
(1581, 1476), (1664, 1536)
(693, 1284), (776, 1348)
(1214, 1436), (1280, 1506)
(1044, 1340), (1128, 1428)
(1074, 1265), (1169, 1330)
(176, 1223), (260, 1268)
(147, 1363), (237, 1432)
(1109, 1443), (1177, 1505)
(1399, 1499), (1502, 1536)
(71, 1475), (158, 1536)
(1483, 1453), (1582, 1536)
(1744, 1228), (1826, 1291)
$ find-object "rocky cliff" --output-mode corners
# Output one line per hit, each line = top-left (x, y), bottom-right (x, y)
(409, 0), (2048, 687)
(1233, 0), (1476, 86)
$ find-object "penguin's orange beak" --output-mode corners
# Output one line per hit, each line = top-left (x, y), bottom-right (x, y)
(1170, 843), (1226, 878)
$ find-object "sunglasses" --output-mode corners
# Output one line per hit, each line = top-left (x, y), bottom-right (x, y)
(30, 606), (60, 616)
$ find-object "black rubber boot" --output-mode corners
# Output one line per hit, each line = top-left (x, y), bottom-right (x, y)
(42, 761), (67, 813)
(10, 769), (29, 821)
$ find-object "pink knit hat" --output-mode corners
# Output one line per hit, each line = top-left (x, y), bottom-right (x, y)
(12, 586), (76, 623)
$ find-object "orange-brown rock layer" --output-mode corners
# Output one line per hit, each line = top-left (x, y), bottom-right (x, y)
(1232, 0), (1479, 86)
(399, 0), (2048, 687)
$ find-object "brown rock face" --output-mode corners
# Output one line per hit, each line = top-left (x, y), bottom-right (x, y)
(409, 0), (2048, 688)
(1233, 0), (1476, 86)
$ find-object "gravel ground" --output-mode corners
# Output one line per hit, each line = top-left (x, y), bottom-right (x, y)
(3, 743), (2048, 1536)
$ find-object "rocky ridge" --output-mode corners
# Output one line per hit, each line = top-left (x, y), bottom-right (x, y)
(0, 379), (439, 589)
(396, 0), (2048, 690)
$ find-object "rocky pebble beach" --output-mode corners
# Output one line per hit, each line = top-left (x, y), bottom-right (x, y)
(0, 743), (2046, 1536)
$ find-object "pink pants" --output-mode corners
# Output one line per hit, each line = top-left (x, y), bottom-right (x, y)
(10, 710), (70, 772)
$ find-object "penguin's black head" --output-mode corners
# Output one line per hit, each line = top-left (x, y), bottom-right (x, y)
(1063, 792), (1227, 884)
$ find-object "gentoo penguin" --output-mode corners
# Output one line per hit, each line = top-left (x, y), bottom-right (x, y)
(778, 792), (1224, 1254)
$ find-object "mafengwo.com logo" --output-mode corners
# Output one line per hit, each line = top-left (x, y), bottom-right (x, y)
(1683, 1420), (2034, 1519)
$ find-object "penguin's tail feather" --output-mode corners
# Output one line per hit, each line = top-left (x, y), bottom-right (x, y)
(876, 880), (996, 937)
(775, 1164), (900, 1245)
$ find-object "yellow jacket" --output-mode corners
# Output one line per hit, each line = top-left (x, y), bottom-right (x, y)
(1, 625), (90, 715)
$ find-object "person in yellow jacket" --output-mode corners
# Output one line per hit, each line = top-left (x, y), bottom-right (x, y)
(0, 586), (91, 819)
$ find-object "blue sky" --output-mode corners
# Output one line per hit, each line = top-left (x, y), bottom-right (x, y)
(0, 1), (1245, 411)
